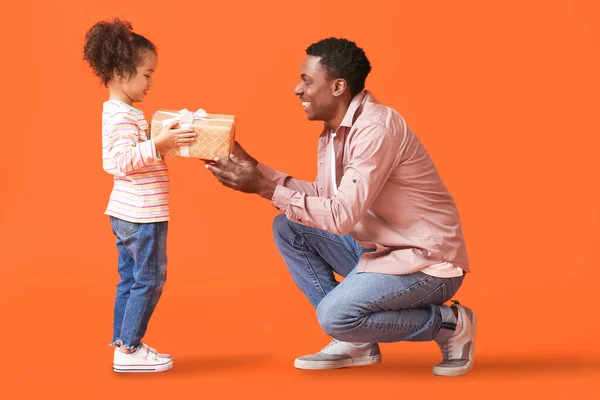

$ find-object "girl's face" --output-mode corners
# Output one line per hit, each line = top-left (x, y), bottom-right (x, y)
(118, 50), (158, 103)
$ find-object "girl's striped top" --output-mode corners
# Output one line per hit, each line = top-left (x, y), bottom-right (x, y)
(102, 100), (170, 223)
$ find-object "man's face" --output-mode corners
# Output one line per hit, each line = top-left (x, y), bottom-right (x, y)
(294, 55), (337, 122)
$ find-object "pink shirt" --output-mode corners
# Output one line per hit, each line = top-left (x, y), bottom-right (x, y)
(258, 91), (469, 276)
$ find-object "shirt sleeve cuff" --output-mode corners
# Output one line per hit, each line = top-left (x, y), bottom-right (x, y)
(271, 184), (294, 211)
(149, 139), (161, 160)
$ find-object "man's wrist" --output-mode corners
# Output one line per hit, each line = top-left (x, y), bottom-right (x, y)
(258, 178), (277, 200)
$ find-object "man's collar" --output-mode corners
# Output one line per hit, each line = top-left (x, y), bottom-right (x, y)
(339, 90), (374, 128)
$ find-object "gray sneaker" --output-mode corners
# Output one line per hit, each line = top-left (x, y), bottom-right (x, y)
(294, 339), (382, 370)
(433, 301), (477, 376)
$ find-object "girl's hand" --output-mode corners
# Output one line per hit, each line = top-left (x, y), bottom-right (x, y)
(154, 121), (196, 151)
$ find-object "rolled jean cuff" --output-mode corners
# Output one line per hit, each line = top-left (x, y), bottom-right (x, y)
(434, 304), (457, 342)
(109, 339), (141, 352)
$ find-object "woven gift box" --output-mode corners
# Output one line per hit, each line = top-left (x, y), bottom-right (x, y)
(150, 109), (235, 161)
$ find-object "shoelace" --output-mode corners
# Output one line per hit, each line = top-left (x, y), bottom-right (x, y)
(321, 339), (340, 352)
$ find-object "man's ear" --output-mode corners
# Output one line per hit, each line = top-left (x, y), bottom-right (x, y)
(332, 78), (348, 97)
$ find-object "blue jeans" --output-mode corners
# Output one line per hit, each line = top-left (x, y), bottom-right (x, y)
(110, 217), (168, 350)
(272, 214), (463, 343)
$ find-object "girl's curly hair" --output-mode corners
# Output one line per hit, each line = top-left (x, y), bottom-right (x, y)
(83, 18), (156, 86)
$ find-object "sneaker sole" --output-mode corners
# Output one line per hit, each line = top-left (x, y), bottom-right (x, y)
(113, 360), (173, 373)
(294, 354), (382, 370)
(432, 312), (477, 377)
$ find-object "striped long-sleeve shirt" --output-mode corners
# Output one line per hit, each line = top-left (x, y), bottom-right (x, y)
(102, 100), (170, 223)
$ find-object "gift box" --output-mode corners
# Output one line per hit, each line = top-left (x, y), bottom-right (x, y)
(150, 109), (235, 160)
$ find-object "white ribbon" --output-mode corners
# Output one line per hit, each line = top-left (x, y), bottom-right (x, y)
(160, 109), (234, 157)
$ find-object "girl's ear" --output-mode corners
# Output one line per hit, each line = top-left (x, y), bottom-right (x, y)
(112, 68), (125, 83)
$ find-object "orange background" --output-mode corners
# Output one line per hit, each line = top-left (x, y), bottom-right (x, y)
(1, 0), (599, 398)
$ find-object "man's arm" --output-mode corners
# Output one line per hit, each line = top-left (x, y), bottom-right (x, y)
(207, 125), (403, 236)
(232, 141), (320, 197)
(257, 163), (320, 197)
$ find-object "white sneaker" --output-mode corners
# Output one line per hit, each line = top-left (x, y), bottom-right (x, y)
(433, 300), (477, 376)
(294, 339), (381, 370)
(113, 345), (173, 373)
(141, 343), (171, 359)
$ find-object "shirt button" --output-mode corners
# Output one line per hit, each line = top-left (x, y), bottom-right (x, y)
(352, 179), (357, 183)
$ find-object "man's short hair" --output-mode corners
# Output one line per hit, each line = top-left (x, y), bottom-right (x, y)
(306, 38), (372, 97)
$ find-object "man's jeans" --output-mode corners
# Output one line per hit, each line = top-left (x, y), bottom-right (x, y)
(110, 217), (168, 350)
(273, 214), (462, 343)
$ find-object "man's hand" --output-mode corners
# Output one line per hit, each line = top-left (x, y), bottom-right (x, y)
(231, 141), (258, 167)
(206, 154), (276, 199)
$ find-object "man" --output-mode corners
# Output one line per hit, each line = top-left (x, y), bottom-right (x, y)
(206, 38), (476, 376)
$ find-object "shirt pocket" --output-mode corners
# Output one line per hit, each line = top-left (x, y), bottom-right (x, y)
(111, 217), (139, 240)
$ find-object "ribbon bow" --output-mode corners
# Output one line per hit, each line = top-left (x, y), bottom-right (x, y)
(160, 109), (208, 157)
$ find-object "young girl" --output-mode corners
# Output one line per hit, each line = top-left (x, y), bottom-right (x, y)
(83, 18), (195, 373)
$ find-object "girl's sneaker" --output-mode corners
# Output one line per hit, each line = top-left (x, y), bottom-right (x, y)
(113, 345), (173, 373)
(141, 343), (171, 359)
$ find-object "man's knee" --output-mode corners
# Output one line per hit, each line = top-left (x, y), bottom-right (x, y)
(273, 213), (309, 251)
(317, 295), (363, 341)
(272, 213), (291, 240)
